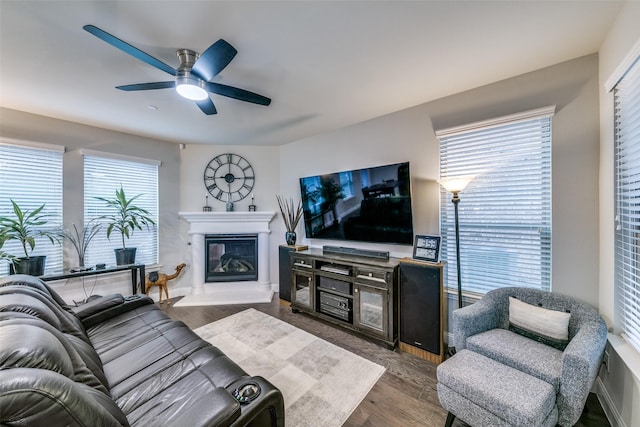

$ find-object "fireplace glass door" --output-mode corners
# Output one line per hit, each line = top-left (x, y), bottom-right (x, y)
(205, 234), (258, 282)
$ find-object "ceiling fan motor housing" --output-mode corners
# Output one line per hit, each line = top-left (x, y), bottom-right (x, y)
(175, 49), (207, 100)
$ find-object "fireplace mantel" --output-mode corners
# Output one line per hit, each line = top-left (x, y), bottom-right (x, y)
(180, 211), (276, 233)
(179, 211), (276, 305)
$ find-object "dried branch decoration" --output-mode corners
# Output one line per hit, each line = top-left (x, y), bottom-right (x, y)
(276, 195), (303, 232)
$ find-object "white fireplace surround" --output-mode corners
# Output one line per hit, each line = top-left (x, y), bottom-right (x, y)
(178, 211), (276, 305)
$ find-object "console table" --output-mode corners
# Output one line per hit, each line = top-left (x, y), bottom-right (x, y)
(40, 264), (146, 295)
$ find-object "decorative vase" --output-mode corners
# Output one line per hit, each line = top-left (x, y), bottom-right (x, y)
(10, 256), (47, 276)
(114, 248), (137, 265)
(285, 231), (297, 246)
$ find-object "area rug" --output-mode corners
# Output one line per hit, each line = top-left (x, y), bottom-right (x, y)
(194, 308), (385, 427)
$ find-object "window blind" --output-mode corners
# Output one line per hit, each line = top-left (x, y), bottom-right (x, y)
(0, 140), (64, 274)
(83, 154), (158, 266)
(614, 56), (640, 352)
(437, 108), (553, 295)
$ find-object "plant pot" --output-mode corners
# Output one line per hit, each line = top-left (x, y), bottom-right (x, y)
(10, 256), (47, 276)
(114, 248), (137, 265)
(285, 231), (297, 246)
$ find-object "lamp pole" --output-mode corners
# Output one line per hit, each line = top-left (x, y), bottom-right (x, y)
(438, 176), (473, 310)
(451, 191), (463, 309)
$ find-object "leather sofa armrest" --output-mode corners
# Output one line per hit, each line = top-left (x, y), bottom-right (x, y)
(72, 294), (125, 320)
(164, 388), (241, 427)
(228, 376), (285, 427)
(80, 294), (154, 329)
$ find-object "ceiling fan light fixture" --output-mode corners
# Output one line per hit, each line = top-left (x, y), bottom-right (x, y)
(175, 73), (208, 101)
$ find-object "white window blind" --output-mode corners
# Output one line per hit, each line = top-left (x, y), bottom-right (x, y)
(83, 153), (159, 266)
(614, 56), (640, 352)
(0, 139), (64, 274)
(437, 107), (553, 295)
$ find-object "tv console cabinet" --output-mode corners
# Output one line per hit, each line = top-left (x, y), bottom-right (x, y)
(289, 248), (399, 349)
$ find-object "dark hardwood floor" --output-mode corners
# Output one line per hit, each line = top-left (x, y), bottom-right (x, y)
(159, 297), (610, 427)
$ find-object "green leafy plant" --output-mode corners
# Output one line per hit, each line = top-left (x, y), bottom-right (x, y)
(0, 200), (59, 258)
(95, 186), (155, 249)
(0, 231), (15, 263)
(56, 219), (102, 267)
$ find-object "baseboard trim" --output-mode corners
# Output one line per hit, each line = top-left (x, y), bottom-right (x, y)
(595, 377), (625, 427)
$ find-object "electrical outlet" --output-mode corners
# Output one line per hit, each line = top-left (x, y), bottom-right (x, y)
(603, 349), (610, 372)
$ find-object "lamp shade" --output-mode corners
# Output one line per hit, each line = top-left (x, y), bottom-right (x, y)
(438, 176), (474, 194)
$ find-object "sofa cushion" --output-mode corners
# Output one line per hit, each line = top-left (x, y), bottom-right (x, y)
(467, 328), (563, 391)
(509, 296), (570, 350)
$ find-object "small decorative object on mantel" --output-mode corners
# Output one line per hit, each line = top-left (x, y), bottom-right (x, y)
(203, 195), (212, 212)
(226, 193), (234, 212)
(276, 195), (303, 246)
(248, 194), (256, 212)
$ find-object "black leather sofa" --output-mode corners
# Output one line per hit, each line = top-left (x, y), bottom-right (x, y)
(0, 274), (284, 427)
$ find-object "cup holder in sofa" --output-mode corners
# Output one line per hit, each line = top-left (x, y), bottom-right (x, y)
(233, 382), (261, 404)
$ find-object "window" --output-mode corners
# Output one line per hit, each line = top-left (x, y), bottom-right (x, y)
(0, 139), (64, 274)
(613, 56), (640, 352)
(83, 152), (159, 266)
(339, 171), (354, 198)
(437, 106), (554, 295)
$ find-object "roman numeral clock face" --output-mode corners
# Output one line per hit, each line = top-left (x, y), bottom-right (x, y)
(204, 153), (255, 203)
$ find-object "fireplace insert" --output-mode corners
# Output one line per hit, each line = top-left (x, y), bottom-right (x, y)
(205, 234), (258, 282)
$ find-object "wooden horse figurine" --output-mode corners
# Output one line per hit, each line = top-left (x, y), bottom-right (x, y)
(145, 263), (186, 304)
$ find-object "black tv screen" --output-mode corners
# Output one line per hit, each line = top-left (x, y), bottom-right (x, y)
(299, 162), (414, 245)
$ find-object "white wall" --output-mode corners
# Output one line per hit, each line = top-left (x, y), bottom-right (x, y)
(597, 2), (640, 426)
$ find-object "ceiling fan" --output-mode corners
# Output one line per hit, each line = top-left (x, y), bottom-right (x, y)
(83, 25), (271, 115)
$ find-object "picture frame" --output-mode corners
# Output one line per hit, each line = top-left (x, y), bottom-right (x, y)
(413, 235), (441, 262)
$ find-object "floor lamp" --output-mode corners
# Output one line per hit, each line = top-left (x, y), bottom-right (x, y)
(438, 177), (473, 309)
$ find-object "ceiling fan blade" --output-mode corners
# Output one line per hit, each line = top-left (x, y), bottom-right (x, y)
(83, 25), (177, 76)
(205, 82), (271, 106)
(197, 98), (218, 115)
(116, 81), (175, 91)
(191, 39), (237, 82)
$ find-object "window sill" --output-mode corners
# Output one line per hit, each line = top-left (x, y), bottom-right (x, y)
(607, 333), (640, 383)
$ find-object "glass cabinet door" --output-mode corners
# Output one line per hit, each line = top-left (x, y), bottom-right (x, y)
(354, 284), (387, 335)
(293, 271), (313, 308)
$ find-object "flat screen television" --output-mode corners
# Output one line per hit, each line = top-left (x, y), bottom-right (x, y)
(299, 162), (414, 245)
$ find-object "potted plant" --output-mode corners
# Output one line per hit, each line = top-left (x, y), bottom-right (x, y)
(96, 186), (155, 265)
(276, 195), (303, 246)
(56, 219), (102, 269)
(0, 199), (60, 275)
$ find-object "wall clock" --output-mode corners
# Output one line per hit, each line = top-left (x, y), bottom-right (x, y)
(204, 153), (255, 203)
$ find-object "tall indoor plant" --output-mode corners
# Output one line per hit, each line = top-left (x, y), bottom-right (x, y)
(0, 200), (59, 275)
(96, 186), (155, 265)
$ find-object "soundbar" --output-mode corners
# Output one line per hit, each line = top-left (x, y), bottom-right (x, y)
(322, 245), (389, 260)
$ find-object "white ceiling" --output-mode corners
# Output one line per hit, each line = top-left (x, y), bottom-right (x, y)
(0, 1), (624, 146)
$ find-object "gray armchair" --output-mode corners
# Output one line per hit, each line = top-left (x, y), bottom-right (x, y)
(437, 287), (607, 427)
